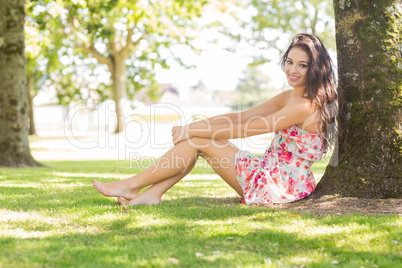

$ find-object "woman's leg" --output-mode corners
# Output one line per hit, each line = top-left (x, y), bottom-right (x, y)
(117, 156), (199, 205)
(93, 137), (242, 200)
(197, 138), (243, 197)
(116, 138), (243, 206)
(93, 140), (201, 200)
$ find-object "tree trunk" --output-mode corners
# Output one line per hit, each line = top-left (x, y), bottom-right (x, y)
(0, 0), (41, 167)
(27, 74), (36, 136)
(313, 0), (401, 198)
(111, 55), (128, 133)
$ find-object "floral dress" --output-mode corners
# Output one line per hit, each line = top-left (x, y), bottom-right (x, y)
(234, 125), (325, 205)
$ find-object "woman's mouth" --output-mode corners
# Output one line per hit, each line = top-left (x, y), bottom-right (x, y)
(288, 74), (299, 81)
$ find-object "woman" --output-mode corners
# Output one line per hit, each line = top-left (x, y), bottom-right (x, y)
(93, 33), (337, 206)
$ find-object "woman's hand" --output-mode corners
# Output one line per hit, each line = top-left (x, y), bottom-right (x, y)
(171, 125), (190, 145)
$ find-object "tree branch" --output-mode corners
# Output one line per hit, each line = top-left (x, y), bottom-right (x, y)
(76, 42), (112, 68)
(63, 17), (112, 68)
(121, 28), (146, 57)
(121, 27), (134, 57)
(133, 31), (147, 47)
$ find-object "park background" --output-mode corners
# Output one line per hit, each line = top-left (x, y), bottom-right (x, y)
(1, 0), (401, 267)
(27, 0), (336, 163)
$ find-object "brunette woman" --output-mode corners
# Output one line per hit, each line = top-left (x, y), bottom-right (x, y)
(93, 33), (337, 206)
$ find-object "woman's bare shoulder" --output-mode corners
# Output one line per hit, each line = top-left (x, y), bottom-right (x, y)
(291, 98), (321, 131)
(293, 98), (317, 114)
(274, 90), (294, 108)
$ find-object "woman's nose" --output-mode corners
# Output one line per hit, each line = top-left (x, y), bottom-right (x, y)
(290, 65), (298, 73)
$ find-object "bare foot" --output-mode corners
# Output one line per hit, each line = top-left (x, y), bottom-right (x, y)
(93, 179), (139, 200)
(117, 194), (161, 206)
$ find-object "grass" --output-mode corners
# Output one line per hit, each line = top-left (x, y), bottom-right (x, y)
(0, 160), (401, 267)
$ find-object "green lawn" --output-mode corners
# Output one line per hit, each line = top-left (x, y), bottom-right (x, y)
(0, 160), (400, 267)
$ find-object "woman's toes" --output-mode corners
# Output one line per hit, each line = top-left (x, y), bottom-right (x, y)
(117, 197), (128, 205)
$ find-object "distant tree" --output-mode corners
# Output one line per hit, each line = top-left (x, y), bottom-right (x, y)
(0, 0), (40, 167)
(232, 65), (277, 110)
(25, 1), (62, 135)
(313, 0), (401, 198)
(30, 0), (215, 133)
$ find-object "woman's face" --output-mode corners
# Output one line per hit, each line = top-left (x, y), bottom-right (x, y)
(284, 47), (310, 90)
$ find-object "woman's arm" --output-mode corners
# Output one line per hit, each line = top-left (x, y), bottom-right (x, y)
(188, 112), (241, 128)
(187, 90), (291, 128)
(172, 98), (314, 144)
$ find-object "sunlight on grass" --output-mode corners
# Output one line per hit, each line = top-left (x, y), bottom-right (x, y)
(0, 161), (400, 267)
(51, 172), (133, 179)
(0, 229), (54, 239)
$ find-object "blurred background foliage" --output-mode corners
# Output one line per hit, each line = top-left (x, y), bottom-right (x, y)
(25, 0), (335, 130)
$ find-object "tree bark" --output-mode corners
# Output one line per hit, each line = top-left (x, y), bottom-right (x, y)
(27, 75), (36, 135)
(0, 0), (41, 167)
(313, 0), (401, 198)
(76, 42), (129, 134)
(110, 54), (128, 134)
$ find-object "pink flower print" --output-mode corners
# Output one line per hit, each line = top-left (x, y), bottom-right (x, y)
(236, 165), (243, 174)
(254, 173), (261, 185)
(233, 122), (325, 205)
(272, 175), (279, 185)
(288, 178), (295, 187)
(285, 186), (295, 195)
(297, 192), (308, 199)
(304, 182), (315, 193)
(284, 152), (293, 164)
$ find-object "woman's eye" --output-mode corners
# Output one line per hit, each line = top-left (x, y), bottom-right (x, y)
(300, 64), (307, 68)
(287, 60), (292, 64)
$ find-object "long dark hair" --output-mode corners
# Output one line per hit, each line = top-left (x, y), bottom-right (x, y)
(280, 33), (338, 150)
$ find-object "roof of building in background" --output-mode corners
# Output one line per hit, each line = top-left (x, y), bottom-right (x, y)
(134, 83), (234, 108)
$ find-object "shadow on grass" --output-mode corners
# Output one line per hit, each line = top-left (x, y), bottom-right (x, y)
(1, 190), (400, 267)
(1, 163), (399, 267)
(1, 218), (400, 268)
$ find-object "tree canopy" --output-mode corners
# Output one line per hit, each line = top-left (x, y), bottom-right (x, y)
(28, 0), (214, 132)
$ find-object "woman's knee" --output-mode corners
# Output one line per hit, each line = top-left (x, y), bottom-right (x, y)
(186, 137), (232, 152)
(186, 137), (211, 150)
